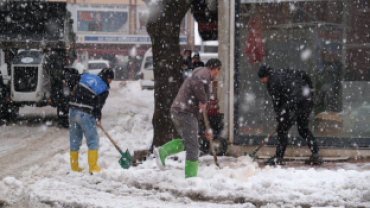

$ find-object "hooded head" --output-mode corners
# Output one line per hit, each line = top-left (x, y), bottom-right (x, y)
(184, 49), (192, 56)
(258, 64), (273, 78)
(192, 53), (200, 62)
(258, 64), (273, 84)
(184, 49), (192, 61)
(98, 68), (114, 88)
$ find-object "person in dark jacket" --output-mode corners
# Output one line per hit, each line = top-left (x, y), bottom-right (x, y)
(192, 53), (205, 69)
(154, 58), (222, 178)
(258, 65), (323, 165)
(68, 68), (114, 173)
(183, 49), (193, 69)
(182, 49), (193, 79)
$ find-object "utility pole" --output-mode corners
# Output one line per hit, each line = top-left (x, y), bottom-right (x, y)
(129, 0), (136, 80)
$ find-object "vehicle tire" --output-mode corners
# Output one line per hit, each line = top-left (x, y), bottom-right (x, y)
(6, 103), (19, 121)
(208, 136), (228, 156)
(57, 103), (69, 128)
(58, 117), (69, 128)
(0, 101), (7, 120)
(198, 136), (208, 154)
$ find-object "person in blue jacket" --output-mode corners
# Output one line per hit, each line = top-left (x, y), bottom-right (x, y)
(68, 68), (114, 173)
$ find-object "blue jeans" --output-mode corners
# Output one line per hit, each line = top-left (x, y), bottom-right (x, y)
(69, 108), (99, 151)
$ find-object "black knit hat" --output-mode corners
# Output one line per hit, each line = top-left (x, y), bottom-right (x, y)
(258, 64), (272, 78)
(98, 68), (114, 80)
(192, 52), (200, 59)
(98, 68), (114, 88)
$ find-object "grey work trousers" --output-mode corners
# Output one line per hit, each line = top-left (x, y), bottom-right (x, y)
(171, 111), (199, 162)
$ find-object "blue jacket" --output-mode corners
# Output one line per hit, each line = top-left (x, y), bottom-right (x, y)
(69, 74), (109, 120)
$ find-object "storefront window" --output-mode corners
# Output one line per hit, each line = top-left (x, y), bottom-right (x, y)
(234, 0), (370, 147)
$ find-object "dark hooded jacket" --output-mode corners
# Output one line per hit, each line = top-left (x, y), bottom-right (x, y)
(192, 60), (204, 69)
(68, 73), (109, 121)
(183, 49), (193, 70)
(266, 68), (313, 121)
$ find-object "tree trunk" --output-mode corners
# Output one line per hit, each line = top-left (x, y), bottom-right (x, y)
(146, 1), (191, 149)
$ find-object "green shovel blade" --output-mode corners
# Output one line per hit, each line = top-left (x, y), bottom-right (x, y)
(249, 152), (259, 160)
(118, 149), (132, 169)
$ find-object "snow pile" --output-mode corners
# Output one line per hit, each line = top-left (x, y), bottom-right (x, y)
(20, 153), (259, 207)
(20, 149), (370, 207)
(15, 81), (262, 206)
(0, 177), (46, 207)
(101, 81), (155, 154)
(3, 81), (370, 207)
(0, 177), (26, 205)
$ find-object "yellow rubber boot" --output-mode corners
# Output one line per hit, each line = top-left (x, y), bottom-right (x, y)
(70, 151), (84, 172)
(88, 150), (102, 173)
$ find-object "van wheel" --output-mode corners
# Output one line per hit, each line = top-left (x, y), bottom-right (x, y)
(58, 118), (69, 128)
(0, 101), (7, 120)
(6, 103), (19, 121)
(57, 103), (69, 128)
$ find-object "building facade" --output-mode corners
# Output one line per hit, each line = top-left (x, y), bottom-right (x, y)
(218, 0), (370, 158)
(64, 0), (194, 80)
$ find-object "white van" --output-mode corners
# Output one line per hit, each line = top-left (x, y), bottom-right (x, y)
(88, 59), (110, 75)
(0, 50), (10, 86)
(195, 52), (218, 64)
(140, 48), (154, 90)
(139, 49), (218, 89)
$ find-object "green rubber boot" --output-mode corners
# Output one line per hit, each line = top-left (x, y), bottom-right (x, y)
(185, 160), (198, 178)
(154, 139), (184, 170)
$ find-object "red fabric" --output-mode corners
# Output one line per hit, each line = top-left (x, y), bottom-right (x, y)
(244, 17), (265, 65)
(207, 100), (218, 116)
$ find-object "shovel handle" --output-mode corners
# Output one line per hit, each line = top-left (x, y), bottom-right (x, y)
(203, 110), (220, 167)
(252, 128), (277, 155)
(100, 125), (122, 152)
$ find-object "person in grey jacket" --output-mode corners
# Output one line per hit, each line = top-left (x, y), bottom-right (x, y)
(154, 58), (222, 178)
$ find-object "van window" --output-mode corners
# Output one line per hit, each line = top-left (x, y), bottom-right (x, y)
(144, 56), (153, 69)
(13, 51), (44, 64)
(89, 63), (108, 70)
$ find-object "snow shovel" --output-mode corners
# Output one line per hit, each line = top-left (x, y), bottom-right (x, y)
(202, 110), (221, 168)
(248, 127), (277, 161)
(100, 126), (132, 169)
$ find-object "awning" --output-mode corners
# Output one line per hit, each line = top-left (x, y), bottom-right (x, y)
(76, 48), (147, 56)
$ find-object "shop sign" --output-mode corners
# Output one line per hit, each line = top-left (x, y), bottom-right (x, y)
(76, 35), (187, 44)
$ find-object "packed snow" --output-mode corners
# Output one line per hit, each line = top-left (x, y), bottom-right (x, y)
(1, 81), (370, 207)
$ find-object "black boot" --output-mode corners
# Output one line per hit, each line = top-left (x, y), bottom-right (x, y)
(264, 144), (287, 165)
(305, 156), (323, 165)
(263, 156), (286, 165)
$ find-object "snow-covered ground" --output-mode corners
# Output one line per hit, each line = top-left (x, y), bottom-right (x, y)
(1, 81), (370, 208)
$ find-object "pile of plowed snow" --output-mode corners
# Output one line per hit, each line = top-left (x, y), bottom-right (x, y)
(1, 81), (370, 208)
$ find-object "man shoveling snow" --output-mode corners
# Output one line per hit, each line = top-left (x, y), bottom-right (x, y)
(68, 68), (114, 173)
(154, 58), (222, 178)
(258, 65), (323, 165)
